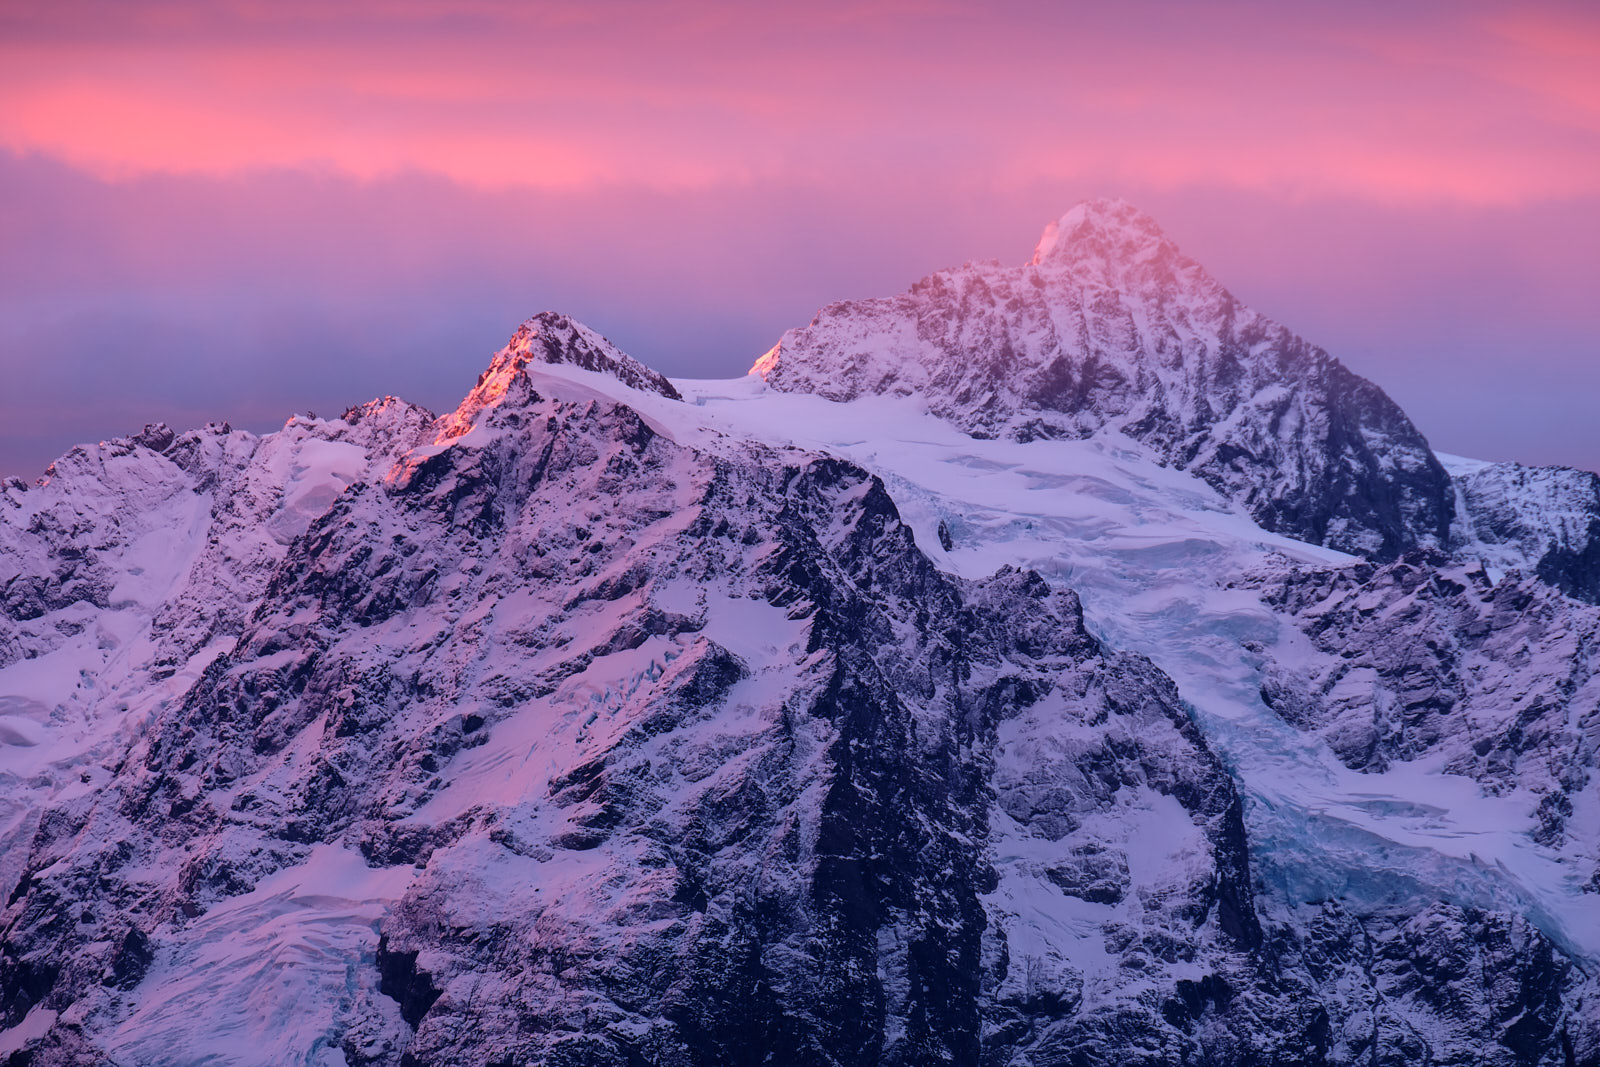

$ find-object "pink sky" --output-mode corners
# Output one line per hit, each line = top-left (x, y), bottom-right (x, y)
(2, 0), (1598, 475)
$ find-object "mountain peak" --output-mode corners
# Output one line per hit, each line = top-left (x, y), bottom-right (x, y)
(434, 312), (680, 441)
(754, 199), (1452, 559)
(1029, 198), (1177, 270)
(501, 312), (681, 401)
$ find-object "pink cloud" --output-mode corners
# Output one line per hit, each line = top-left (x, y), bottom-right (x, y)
(1, 2), (1596, 204)
(1, 2), (1597, 478)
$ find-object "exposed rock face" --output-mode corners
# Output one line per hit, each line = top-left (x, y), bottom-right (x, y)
(1277, 900), (1588, 1067)
(1446, 455), (1600, 605)
(1248, 553), (1600, 925)
(1254, 555), (1600, 791)
(754, 199), (1454, 560)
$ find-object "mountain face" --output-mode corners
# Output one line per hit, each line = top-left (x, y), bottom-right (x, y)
(1256, 555), (1600, 791)
(1445, 455), (1600, 605)
(3, 208), (1600, 1066)
(755, 200), (1453, 561)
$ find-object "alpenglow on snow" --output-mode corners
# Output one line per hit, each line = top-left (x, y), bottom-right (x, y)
(1, 203), (1597, 1066)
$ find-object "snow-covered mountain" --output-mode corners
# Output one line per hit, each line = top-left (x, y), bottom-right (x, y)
(756, 200), (1453, 561)
(2, 220), (1598, 1065)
